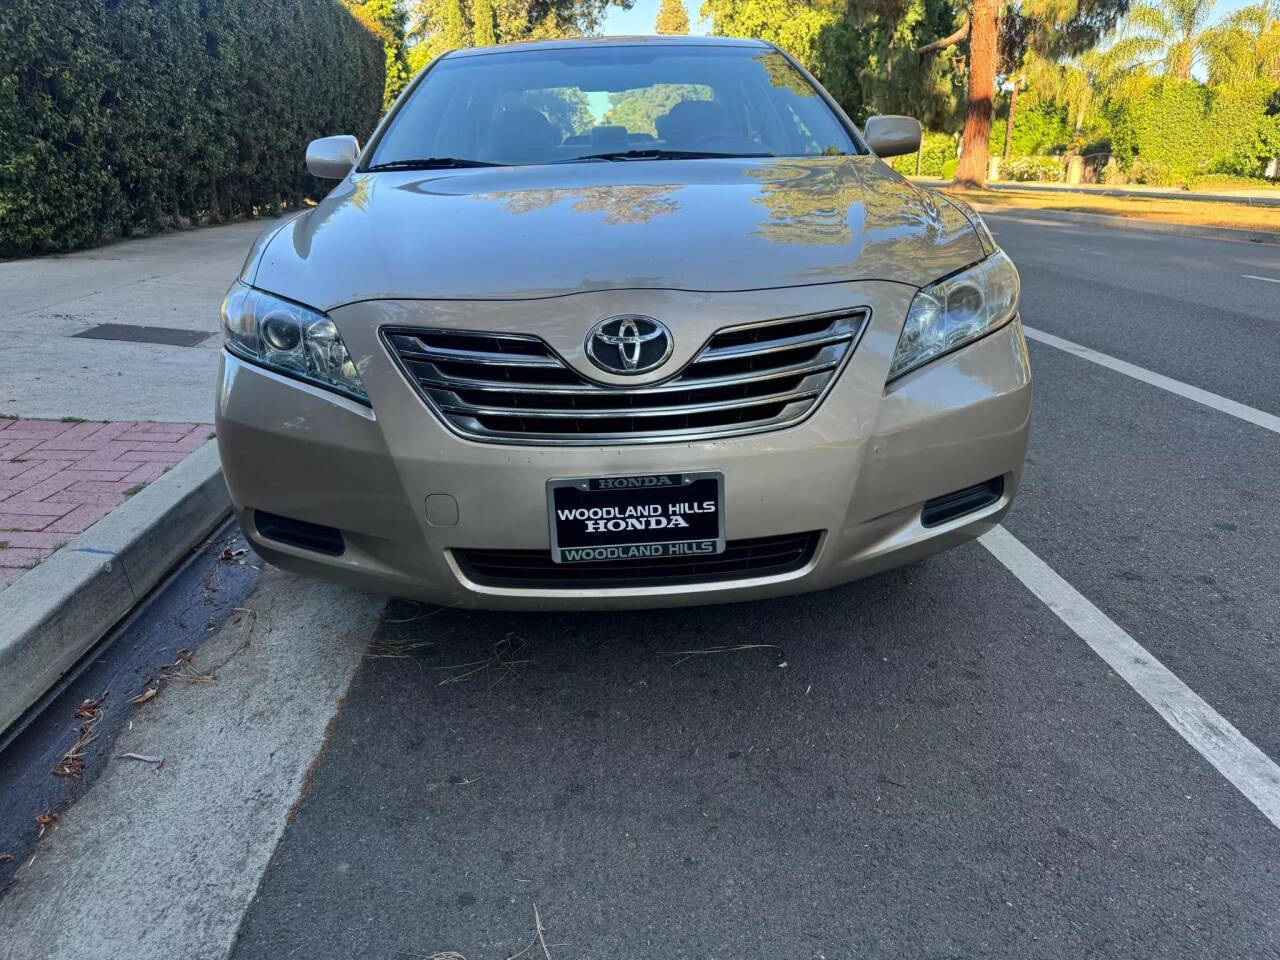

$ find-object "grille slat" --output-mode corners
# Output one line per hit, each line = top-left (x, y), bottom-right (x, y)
(455, 532), (821, 589)
(411, 352), (842, 396)
(395, 345), (563, 367)
(695, 328), (854, 361)
(383, 309), (868, 445)
(435, 386), (821, 420)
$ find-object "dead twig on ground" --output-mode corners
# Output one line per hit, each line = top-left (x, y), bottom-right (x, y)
(437, 634), (532, 686)
(116, 752), (165, 771)
(402, 904), (552, 960)
(663, 643), (781, 666)
(534, 904), (553, 960)
(35, 811), (60, 839)
(147, 607), (257, 691)
(154, 648), (216, 684)
(384, 601), (446, 624)
(366, 636), (436, 660)
(52, 694), (107, 778)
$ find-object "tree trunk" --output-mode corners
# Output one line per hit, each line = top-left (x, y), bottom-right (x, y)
(1003, 79), (1018, 159)
(954, 0), (999, 188)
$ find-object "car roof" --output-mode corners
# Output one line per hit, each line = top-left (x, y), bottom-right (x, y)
(443, 35), (774, 59)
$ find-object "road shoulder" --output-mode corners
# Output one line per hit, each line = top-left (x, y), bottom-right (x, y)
(0, 568), (386, 960)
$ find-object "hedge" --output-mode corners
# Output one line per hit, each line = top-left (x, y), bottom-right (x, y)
(1108, 79), (1278, 183)
(890, 100), (1073, 179)
(988, 100), (1073, 158)
(0, 0), (385, 258)
(890, 131), (956, 177)
(998, 155), (1066, 181)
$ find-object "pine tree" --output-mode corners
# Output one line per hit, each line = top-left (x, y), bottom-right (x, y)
(655, 0), (690, 35)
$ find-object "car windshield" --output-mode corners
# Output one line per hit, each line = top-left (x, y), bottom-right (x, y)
(364, 44), (860, 169)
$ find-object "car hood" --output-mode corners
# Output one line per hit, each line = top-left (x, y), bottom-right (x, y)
(250, 156), (986, 309)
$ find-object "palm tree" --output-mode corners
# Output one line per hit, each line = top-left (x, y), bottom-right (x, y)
(1202, 3), (1280, 85)
(1123, 0), (1222, 79)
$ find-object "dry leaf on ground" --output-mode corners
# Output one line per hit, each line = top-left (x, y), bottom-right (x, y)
(52, 694), (107, 778)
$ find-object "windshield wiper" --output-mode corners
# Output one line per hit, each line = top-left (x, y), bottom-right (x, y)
(559, 149), (773, 163)
(364, 157), (502, 171)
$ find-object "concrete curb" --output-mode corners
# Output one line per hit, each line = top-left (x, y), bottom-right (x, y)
(0, 440), (230, 733)
(971, 203), (1280, 245)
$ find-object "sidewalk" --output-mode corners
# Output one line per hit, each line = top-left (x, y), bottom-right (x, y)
(911, 177), (1280, 207)
(0, 419), (210, 588)
(0, 219), (281, 588)
(0, 217), (282, 423)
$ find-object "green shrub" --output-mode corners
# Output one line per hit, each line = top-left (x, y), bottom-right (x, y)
(1127, 158), (1180, 186)
(1210, 111), (1280, 179)
(0, 0), (384, 258)
(998, 155), (1066, 182)
(1107, 78), (1277, 183)
(989, 100), (1073, 157)
(890, 131), (956, 177)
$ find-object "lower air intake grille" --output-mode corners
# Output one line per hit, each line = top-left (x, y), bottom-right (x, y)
(455, 532), (821, 589)
(383, 309), (868, 445)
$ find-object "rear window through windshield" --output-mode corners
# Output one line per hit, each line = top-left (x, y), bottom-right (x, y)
(365, 45), (860, 168)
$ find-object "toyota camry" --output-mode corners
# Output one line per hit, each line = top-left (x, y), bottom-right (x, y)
(215, 35), (1031, 609)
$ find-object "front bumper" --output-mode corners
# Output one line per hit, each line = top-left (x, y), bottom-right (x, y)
(215, 281), (1031, 609)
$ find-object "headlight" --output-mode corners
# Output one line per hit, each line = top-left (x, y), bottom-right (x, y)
(887, 250), (1020, 382)
(220, 282), (368, 403)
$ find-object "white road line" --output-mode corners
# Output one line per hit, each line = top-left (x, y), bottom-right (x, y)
(1023, 326), (1280, 436)
(981, 525), (1280, 831)
(1242, 274), (1280, 284)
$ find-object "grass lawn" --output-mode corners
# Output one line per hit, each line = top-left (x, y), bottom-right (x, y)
(942, 186), (1280, 234)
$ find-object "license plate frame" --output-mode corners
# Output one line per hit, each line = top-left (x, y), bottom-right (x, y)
(546, 471), (726, 564)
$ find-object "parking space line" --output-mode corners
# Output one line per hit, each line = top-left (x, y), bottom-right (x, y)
(1023, 326), (1280, 436)
(981, 525), (1280, 831)
(1242, 274), (1280, 284)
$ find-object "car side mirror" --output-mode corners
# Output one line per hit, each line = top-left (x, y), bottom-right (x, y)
(864, 116), (922, 159)
(306, 135), (361, 180)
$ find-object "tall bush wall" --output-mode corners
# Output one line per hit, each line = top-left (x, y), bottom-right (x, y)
(1108, 78), (1277, 182)
(0, 0), (385, 257)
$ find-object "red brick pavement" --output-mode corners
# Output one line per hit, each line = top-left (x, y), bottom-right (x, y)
(0, 418), (211, 589)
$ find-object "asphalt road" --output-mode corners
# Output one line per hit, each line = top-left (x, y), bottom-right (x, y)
(2, 212), (1278, 959)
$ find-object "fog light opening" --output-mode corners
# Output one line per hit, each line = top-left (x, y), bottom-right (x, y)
(254, 510), (345, 556)
(921, 477), (1004, 528)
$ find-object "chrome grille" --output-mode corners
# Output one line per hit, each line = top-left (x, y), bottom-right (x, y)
(382, 308), (869, 445)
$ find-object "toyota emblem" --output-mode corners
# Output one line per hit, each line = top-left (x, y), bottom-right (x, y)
(585, 316), (673, 376)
